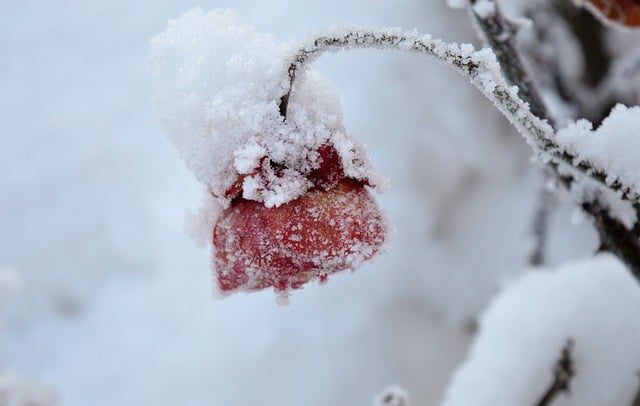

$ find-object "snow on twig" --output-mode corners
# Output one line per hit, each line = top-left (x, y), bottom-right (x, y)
(535, 339), (576, 406)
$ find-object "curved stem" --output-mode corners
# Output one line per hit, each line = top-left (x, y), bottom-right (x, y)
(279, 27), (639, 204)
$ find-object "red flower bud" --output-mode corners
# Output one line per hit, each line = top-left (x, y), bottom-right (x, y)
(213, 179), (388, 293)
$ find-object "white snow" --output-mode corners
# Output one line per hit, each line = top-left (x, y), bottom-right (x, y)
(556, 104), (640, 200)
(442, 253), (640, 406)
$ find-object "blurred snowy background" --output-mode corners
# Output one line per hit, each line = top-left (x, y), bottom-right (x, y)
(0, 0), (602, 405)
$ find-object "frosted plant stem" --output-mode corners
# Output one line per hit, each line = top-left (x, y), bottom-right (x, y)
(279, 27), (639, 204)
(535, 339), (575, 406)
(467, 0), (640, 271)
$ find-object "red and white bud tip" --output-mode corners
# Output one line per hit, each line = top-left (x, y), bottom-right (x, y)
(213, 144), (388, 294)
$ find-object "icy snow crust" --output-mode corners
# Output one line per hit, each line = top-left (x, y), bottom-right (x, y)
(149, 8), (381, 209)
(556, 104), (640, 199)
(442, 253), (640, 406)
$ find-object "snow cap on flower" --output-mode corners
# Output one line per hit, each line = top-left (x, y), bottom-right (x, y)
(149, 8), (383, 208)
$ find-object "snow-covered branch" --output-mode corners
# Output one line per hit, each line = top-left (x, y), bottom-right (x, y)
(466, 0), (640, 276)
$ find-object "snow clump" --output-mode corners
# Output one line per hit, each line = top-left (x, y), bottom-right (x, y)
(556, 104), (640, 200)
(442, 253), (640, 406)
(149, 8), (382, 209)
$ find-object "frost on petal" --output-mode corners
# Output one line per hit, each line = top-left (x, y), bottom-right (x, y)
(556, 104), (640, 199)
(442, 254), (640, 406)
(213, 179), (389, 294)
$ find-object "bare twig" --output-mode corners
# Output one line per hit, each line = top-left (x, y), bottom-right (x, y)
(536, 339), (576, 406)
(528, 181), (556, 266)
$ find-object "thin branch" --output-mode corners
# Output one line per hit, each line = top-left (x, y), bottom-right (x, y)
(536, 339), (576, 406)
(528, 181), (556, 266)
(469, 0), (553, 126)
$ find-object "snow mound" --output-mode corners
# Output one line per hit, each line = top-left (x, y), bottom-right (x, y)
(442, 253), (640, 406)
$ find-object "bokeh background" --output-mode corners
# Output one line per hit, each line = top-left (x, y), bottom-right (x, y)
(0, 1), (598, 404)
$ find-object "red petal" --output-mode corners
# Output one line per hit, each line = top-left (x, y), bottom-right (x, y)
(213, 179), (387, 293)
(308, 144), (345, 190)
